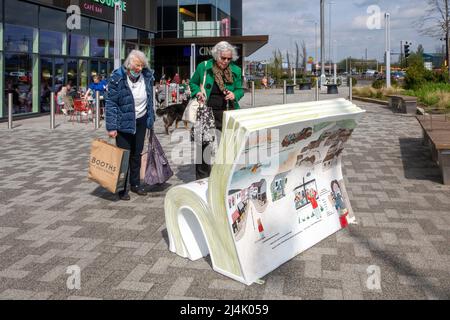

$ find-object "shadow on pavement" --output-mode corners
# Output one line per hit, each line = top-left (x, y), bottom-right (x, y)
(349, 227), (450, 299)
(90, 186), (121, 202)
(175, 164), (196, 184)
(160, 227), (214, 270)
(399, 138), (442, 183)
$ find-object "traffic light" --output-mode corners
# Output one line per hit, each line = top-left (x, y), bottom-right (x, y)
(404, 42), (411, 59)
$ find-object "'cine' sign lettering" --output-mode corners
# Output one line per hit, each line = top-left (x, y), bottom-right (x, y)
(92, 0), (127, 12)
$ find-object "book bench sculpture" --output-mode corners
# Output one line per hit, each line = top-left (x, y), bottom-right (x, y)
(164, 98), (365, 285)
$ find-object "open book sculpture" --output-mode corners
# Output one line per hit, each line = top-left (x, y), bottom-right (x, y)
(165, 99), (365, 285)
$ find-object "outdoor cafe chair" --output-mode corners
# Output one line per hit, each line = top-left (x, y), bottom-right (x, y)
(73, 99), (91, 124)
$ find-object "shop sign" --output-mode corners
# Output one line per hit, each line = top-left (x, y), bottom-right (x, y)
(92, 0), (127, 12)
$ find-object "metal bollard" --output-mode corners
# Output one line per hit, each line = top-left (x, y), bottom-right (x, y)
(315, 78), (320, 101)
(349, 76), (353, 102)
(95, 91), (100, 130)
(8, 93), (13, 130)
(152, 87), (157, 112)
(165, 84), (169, 107)
(283, 80), (287, 104)
(176, 84), (180, 104)
(50, 92), (55, 130)
(251, 81), (255, 107)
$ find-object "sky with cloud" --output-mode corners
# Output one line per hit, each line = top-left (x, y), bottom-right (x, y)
(243, 0), (443, 63)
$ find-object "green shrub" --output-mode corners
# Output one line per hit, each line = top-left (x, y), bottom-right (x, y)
(352, 77), (357, 87)
(372, 79), (384, 89)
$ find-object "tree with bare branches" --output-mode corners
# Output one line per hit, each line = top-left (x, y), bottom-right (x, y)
(301, 41), (307, 75)
(417, 0), (450, 75)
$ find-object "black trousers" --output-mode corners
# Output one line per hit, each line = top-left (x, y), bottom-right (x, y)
(116, 115), (148, 193)
(195, 109), (224, 180)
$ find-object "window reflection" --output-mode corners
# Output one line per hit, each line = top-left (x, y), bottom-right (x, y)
(40, 30), (63, 55)
(4, 24), (34, 53)
(91, 20), (109, 58)
(5, 53), (33, 115)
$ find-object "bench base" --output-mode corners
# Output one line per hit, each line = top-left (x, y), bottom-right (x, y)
(438, 150), (450, 185)
(389, 96), (417, 114)
(421, 129), (450, 185)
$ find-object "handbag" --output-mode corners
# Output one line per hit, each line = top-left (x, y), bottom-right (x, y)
(144, 129), (174, 186)
(183, 61), (208, 124)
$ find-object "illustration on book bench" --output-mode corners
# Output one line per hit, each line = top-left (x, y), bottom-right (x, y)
(164, 99), (365, 285)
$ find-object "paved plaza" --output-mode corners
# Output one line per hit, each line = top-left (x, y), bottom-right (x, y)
(0, 89), (449, 300)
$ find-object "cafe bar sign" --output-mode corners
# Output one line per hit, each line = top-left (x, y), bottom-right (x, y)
(91, 0), (127, 12)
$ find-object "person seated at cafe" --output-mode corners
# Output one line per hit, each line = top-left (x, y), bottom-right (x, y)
(85, 75), (106, 102)
(65, 82), (77, 99)
(261, 76), (268, 89)
(84, 75), (107, 116)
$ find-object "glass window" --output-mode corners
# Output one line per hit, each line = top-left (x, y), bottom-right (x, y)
(217, 0), (231, 37)
(79, 60), (88, 91)
(39, 7), (66, 32)
(162, 0), (177, 38)
(197, 2), (218, 37)
(217, 0), (231, 14)
(179, 0), (196, 37)
(99, 61), (108, 80)
(5, 53), (33, 115)
(109, 23), (115, 58)
(54, 58), (65, 92)
(124, 27), (138, 43)
(5, 0), (38, 27)
(67, 59), (78, 88)
(68, 17), (89, 56)
(39, 7), (66, 55)
(90, 20), (109, 57)
(124, 27), (138, 57)
(4, 24), (34, 53)
(40, 30), (63, 55)
(68, 33), (89, 56)
(40, 57), (53, 113)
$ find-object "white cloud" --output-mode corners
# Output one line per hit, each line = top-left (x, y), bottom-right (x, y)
(243, 0), (442, 61)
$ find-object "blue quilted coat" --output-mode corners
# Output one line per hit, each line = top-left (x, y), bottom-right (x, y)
(105, 66), (155, 134)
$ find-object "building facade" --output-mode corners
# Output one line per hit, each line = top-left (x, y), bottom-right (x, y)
(0, 0), (157, 119)
(154, 0), (268, 81)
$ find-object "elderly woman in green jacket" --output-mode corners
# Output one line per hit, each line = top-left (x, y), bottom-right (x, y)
(190, 41), (244, 179)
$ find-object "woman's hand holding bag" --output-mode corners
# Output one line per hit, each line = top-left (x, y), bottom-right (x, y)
(182, 62), (208, 124)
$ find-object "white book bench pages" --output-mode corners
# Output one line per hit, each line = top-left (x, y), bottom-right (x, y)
(165, 99), (365, 285)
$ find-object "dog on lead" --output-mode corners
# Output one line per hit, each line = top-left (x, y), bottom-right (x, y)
(156, 97), (190, 135)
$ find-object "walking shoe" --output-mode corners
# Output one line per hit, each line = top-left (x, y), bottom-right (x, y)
(119, 193), (131, 201)
(130, 186), (148, 196)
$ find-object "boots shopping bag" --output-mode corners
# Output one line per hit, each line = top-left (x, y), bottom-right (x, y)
(88, 139), (130, 194)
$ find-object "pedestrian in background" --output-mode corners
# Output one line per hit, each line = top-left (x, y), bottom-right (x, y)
(105, 50), (156, 201)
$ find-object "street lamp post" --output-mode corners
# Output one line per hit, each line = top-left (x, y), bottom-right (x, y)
(307, 20), (318, 67)
(320, 0), (326, 87)
(114, 2), (123, 70)
(385, 13), (391, 88)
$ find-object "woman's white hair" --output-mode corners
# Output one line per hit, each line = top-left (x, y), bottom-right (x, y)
(211, 41), (239, 62)
(124, 50), (150, 70)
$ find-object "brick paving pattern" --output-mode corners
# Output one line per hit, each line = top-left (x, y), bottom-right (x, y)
(0, 91), (449, 300)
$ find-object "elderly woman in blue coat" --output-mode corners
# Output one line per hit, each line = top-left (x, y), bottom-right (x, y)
(105, 50), (155, 201)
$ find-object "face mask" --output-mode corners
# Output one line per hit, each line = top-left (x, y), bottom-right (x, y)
(129, 69), (142, 81)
